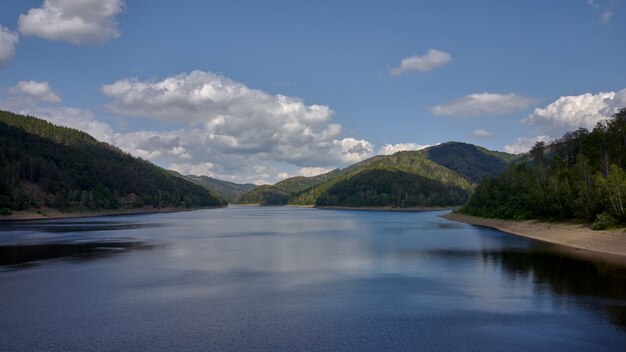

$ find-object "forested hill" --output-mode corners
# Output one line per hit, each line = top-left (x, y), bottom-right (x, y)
(294, 150), (475, 208)
(419, 142), (517, 183)
(184, 175), (256, 203)
(461, 108), (626, 230)
(0, 110), (226, 215)
(236, 142), (513, 208)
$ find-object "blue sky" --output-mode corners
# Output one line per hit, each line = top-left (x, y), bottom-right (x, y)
(0, 0), (625, 183)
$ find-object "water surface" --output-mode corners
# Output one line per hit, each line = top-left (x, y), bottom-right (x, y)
(1, 207), (625, 351)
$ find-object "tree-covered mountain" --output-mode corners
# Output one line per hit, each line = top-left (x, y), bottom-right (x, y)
(419, 142), (517, 183)
(460, 109), (626, 229)
(236, 142), (512, 208)
(293, 150), (475, 207)
(184, 175), (256, 203)
(236, 185), (290, 205)
(316, 169), (470, 208)
(0, 110), (226, 215)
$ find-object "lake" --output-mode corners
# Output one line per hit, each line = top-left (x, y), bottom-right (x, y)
(1, 206), (625, 351)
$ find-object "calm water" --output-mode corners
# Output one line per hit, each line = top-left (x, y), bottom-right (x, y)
(1, 207), (625, 351)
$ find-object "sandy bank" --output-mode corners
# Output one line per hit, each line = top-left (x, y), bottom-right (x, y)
(443, 213), (626, 258)
(0, 206), (225, 221)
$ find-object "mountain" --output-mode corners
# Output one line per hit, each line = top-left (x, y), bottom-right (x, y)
(293, 150), (475, 207)
(185, 175), (256, 203)
(0, 110), (226, 215)
(236, 185), (290, 205)
(460, 108), (626, 229)
(236, 142), (514, 208)
(419, 142), (517, 183)
(273, 169), (344, 194)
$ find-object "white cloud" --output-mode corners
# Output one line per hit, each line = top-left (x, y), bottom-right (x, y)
(101, 70), (374, 168)
(9, 81), (61, 104)
(297, 167), (333, 177)
(378, 143), (430, 155)
(522, 89), (626, 134)
(390, 49), (451, 76)
(0, 26), (19, 68)
(504, 135), (551, 154)
(18, 0), (124, 44)
(431, 93), (538, 117)
(472, 129), (494, 138)
(600, 11), (613, 24)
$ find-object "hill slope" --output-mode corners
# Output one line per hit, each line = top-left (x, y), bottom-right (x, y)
(420, 142), (516, 183)
(185, 175), (256, 203)
(460, 108), (626, 229)
(236, 185), (290, 205)
(293, 150), (474, 207)
(236, 142), (513, 208)
(0, 110), (226, 214)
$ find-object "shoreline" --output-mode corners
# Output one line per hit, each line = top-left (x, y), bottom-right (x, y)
(316, 206), (456, 212)
(443, 212), (626, 258)
(0, 206), (225, 222)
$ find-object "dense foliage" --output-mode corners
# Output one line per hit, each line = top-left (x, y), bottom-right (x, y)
(421, 142), (515, 184)
(291, 151), (474, 206)
(185, 175), (256, 203)
(461, 109), (626, 229)
(273, 169), (343, 194)
(235, 185), (290, 205)
(0, 111), (226, 214)
(316, 169), (470, 207)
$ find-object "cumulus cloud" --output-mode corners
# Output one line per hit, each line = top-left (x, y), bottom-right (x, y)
(9, 81), (61, 104)
(472, 129), (494, 138)
(378, 143), (430, 155)
(431, 93), (538, 117)
(18, 0), (124, 44)
(101, 70), (373, 167)
(504, 135), (551, 154)
(390, 49), (451, 76)
(522, 89), (626, 134)
(0, 26), (19, 68)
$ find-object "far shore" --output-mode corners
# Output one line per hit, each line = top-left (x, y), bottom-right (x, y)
(0, 205), (225, 222)
(443, 212), (626, 258)
(315, 205), (456, 212)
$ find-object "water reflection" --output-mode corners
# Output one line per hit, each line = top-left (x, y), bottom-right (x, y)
(0, 238), (153, 267)
(482, 248), (626, 327)
(0, 220), (166, 234)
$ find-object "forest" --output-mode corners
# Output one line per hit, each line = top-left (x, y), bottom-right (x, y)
(0, 110), (226, 214)
(461, 109), (626, 229)
(315, 169), (470, 207)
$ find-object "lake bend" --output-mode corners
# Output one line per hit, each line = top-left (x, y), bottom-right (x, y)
(1, 206), (625, 351)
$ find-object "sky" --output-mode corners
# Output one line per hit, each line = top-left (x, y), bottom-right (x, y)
(0, 0), (625, 184)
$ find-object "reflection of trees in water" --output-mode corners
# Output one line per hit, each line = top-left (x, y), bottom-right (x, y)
(483, 249), (626, 327)
(0, 239), (152, 267)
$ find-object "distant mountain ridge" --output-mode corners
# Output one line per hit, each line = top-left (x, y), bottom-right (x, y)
(0, 110), (226, 215)
(184, 175), (256, 203)
(236, 142), (515, 207)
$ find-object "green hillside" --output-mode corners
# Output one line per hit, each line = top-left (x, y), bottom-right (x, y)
(460, 108), (626, 229)
(420, 142), (516, 183)
(0, 110), (226, 215)
(316, 169), (470, 207)
(273, 169), (343, 194)
(293, 150), (474, 207)
(185, 175), (257, 203)
(235, 185), (290, 205)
